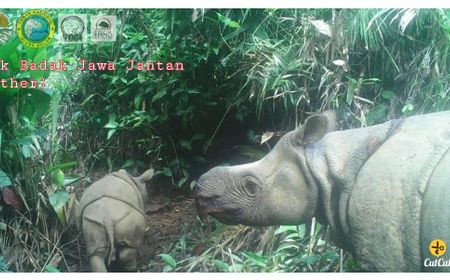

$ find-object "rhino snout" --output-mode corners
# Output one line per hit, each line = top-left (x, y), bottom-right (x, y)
(194, 169), (226, 202)
(194, 184), (223, 218)
(194, 179), (239, 222)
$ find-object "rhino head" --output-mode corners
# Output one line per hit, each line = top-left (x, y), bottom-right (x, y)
(195, 111), (337, 226)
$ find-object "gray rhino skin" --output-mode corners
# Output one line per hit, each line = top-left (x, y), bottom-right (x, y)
(194, 111), (450, 271)
(77, 168), (154, 272)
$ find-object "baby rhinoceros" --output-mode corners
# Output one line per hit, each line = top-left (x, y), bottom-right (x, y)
(77, 168), (154, 272)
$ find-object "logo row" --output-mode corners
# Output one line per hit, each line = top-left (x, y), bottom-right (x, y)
(0, 10), (117, 48)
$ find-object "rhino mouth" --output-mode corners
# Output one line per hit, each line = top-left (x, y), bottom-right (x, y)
(194, 196), (241, 223)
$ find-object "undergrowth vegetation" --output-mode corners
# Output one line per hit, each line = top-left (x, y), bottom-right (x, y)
(0, 8), (449, 272)
(167, 221), (354, 272)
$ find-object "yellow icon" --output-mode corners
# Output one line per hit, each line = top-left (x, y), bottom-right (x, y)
(429, 239), (446, 257)
(0, 13), (8, 27)
(0, 12), (13, 45)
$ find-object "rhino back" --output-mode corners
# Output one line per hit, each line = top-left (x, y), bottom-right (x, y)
(421, 147), (450, 272)
(347, 111), (450, 271)
(82, 198), (145, 260)
(79, 171), (144, 217)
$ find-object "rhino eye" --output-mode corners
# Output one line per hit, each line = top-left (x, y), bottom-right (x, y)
(244, 178), (259, 196)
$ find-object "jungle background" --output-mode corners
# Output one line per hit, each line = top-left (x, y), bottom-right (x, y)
(0, 8), (449, 272)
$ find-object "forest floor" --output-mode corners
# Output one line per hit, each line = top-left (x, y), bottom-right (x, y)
(140, 193), (198, 272)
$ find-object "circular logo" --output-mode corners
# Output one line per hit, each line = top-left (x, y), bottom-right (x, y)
(16, 10), (55, 48)
(0, 11), (13, 45)
(429, 239), (446, 257)
(61, 16), (84, 42)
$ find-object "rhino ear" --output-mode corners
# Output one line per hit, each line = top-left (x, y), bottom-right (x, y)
(139, 168), (154, 183)
(321, 110), (339, 133)
(296, 114), (329, 145)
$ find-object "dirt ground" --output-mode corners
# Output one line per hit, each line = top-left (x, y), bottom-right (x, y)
(139, 193), (198, 271)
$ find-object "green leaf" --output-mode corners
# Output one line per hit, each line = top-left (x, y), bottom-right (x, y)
(138, 73), (146, 83)
(21, 144), (33, 158)
(63, 176), (83, 187)
(104, 121), (118, 129)
(274, 225), (304, 235)
(20, 89), (51, 123)
(0, 169), (12, 190)
(49, 191), (70, 224)
(228, 264), (244, 272)
(366, 104), (388, 126)
(134, 93), (143, 109)
(0, 255), (9, 272)
(189, 180), (197, 190)
(216, 12), (241, 29)
(214, 260), (231, 272)
(228, 20), (241, 29)
(104, 114), (118, 129)
(0, 38), (20, 59)
(162, 265), (173, 272)
(381, 90), (396, 100)
(30, 49), (50, 80)
(402, 103), (414, 114)
(45, 265), (60, 272)
(46, 161), (78, 174)
(321, 251), (339, 261)
(346, 78), (357, 105)
(50, 92), (61, 154)
(159, 254), (176, 268)
(276, 243), (299, 252)
(49, 191), (69, 210)
(121, 159), (135, 169)
(15, 72), (31, 79)
(314, 222), (322, 232)
(118, 89), (129, 96)
(177, 177), (188, 188)
(107, 129), (117, 140)
(217, 13), (228, 24)
(152, 90), (168, 102)
(300, 255), (321, 265)
(242, 252), (267, 267)
(157, 167), (172, 177)
(10, 136), (33, 145)
(54, 169), (65, 189)
(180, 139), (192, 150)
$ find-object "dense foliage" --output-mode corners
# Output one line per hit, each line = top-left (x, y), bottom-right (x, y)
(0, 8), (449, 272)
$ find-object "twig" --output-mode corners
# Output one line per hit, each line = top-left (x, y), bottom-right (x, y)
(353, 95), (374, 105)
(203, 104), (233, 154)
(169, 136), (183, 178)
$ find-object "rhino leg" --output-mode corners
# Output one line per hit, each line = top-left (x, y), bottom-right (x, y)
(89, 254), (107, 272)
(118, 247), (138, 271)
(82, 217), (111, 272)
(114, 210), (145, 271)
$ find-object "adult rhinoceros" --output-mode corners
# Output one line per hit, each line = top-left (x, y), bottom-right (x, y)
(194, 110), (450, 271)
